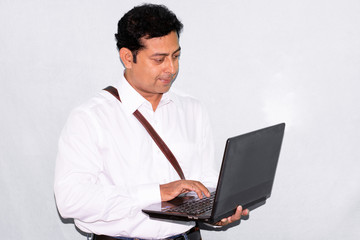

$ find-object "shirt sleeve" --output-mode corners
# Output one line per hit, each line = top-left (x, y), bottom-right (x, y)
(54, 109), (161, 223)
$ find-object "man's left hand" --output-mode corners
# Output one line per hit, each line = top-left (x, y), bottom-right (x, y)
(215, 206), (249, 227)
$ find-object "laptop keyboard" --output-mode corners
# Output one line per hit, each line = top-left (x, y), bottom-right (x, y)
(165, 192), (215, 215)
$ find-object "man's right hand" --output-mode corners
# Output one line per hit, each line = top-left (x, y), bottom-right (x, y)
(160, 180), (210, 201)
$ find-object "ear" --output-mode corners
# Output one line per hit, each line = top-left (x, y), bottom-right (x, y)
(119, 48), (134, 69)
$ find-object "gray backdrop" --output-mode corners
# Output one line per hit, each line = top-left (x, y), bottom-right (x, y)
(1, 0), (359, 239)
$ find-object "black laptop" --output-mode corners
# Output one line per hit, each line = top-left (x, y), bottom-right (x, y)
(142, 123), (285, 224)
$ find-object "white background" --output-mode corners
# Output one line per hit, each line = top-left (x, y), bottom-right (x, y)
(1, 0), (359, 239)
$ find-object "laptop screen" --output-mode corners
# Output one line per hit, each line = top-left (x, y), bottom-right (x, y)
(212, 123), (285, 218)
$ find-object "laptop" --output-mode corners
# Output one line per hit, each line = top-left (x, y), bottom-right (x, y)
(142, 123), (285, 224)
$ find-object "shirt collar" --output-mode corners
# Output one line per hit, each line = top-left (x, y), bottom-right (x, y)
(116, 74), (176, 115)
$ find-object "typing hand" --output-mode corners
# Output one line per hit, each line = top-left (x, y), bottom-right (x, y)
(215, 206), (249, 227)
(160, 180), (210, 201)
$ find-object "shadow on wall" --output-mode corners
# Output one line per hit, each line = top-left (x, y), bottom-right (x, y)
(56, 206), (91, 238)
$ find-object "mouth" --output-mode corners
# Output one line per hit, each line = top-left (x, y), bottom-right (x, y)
(158, 75), (175, 85)
(159, 78), (172, 84)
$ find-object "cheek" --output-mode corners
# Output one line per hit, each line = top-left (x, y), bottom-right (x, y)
(135, 62), (157, 79)
(146, 65), (164, 78)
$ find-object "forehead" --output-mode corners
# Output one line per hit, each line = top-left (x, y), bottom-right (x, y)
(140, 31), (180, 54)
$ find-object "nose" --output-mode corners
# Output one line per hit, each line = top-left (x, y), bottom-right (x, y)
(164, 57), (177, 75)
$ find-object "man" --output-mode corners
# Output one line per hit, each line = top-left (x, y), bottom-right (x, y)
(54, 4), (248, 240)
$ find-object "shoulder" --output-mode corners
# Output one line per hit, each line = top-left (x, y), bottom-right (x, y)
(67, 90), (120, 122)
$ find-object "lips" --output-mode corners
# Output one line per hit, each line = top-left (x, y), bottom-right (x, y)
(159, 78), (172, 83)
(158, 75), (174, 84)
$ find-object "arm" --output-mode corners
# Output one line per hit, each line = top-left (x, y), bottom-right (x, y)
(54, 110), (160, 223)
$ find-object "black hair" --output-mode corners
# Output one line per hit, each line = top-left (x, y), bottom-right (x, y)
(115, 4), (183, 62)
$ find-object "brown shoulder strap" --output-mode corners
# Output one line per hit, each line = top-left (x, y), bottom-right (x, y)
(104, 86), (186, 180)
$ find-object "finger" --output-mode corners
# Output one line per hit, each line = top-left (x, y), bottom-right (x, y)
(229, 206), (243, 222)
(216, 206), (246, 226)
(242, 208), (249, 216)
(215, 217), (228, 226)
(221, 218), (229, 226)
(215, 220), (224, 226)
(192, 186), (204, 199)
(180, 181), (203, 199)
(183, 181), (209, 199)
(193, 181), (210, 198)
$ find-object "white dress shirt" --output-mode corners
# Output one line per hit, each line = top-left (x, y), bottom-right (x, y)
(54, 75), (218, 239)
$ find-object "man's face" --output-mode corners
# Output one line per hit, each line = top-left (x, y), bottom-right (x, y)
(124, 31), (181, 102)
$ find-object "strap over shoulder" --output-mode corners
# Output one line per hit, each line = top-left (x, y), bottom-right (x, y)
(103, 86), (186, 180)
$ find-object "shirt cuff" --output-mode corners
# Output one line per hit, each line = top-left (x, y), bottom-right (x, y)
(132, 183), (161, 208)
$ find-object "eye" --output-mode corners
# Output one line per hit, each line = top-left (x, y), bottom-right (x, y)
(173, 54), (180, 59)
(153, 58), (164, 63)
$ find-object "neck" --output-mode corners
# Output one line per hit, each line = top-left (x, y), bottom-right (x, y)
(145, 94), (162, 111)
(124, 71), (162, 111)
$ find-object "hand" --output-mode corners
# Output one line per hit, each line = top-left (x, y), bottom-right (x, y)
(215, 206), (249, 227)
(160, 180), (210, 201)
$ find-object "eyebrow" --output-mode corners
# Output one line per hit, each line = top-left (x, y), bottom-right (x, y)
(150, 47), (181, 57)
